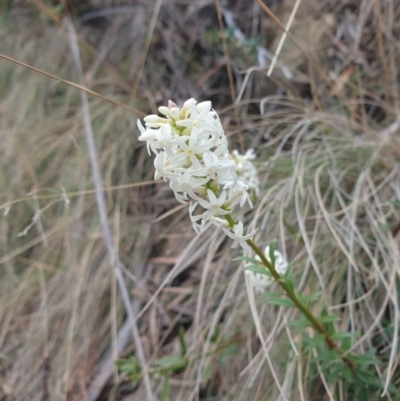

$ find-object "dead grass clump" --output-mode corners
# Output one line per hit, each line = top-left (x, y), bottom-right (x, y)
(1, 1), (400, 400)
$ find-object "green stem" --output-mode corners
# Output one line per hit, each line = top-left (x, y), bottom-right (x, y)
(225, 214), (354, 371)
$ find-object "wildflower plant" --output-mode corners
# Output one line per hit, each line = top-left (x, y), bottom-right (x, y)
(138, 98), (384, 397)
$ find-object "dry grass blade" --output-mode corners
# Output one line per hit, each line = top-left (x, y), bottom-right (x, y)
(64, 18), (154, 401)
(0, 53), (145, 116)
(214, 0), (244, 152)
(254, 0), (332, 90)
(2, 2), (400, 400)
(267, 0), (301, 77)
(131, 0), (163, 97)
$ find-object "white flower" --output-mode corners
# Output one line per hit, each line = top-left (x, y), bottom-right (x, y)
(137, 98), (259, 248)
(223, 179), (253, 208)
(153, 124), (180, 157)
(175, 100), (212, 130)
(170, 170), (207, 204)
(246, 246), (288, 293)
(191, 152), (235, 181)
(198, 189), (229, 220)
(189, 202), (205, 234)
(170, 131), (212, 169)
(264, 245), (288, 275)
(231, 149), (260, 196)
(154, 152), (179, 181)
(221, 221), (256, 250)
(246, 270), (272, 294)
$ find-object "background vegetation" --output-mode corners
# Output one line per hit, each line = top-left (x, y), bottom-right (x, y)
(1, 0), (400, 400)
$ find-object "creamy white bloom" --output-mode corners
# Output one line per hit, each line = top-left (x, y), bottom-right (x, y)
(246, 270), (273, 294)
(198, 189), (229, 220)
(137, 98), (260, 246)
(189, 202), (205, 234)
(222, 221), (256, 250)
(231, 149), (260, 196)
(246, 246), (289, 293)
(265, 245), (288, 275)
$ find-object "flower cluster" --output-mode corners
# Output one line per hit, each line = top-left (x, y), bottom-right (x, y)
(137, 98), (258, 249)
(231, 149), (260, 197)
(246, 246), (289, 293)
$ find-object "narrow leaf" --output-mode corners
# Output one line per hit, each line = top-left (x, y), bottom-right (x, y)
(234, 256), (259, 264)
(154, 355), (187, 372)
(178, 326), (186, 356)
(264, 297), (295, 307)
(245, 265), (272, 276)
(300, 291), (323, 303)
(286, 317), (312, 329)
(319, 315), (341, 323)
(160, 376), (170, 401)
(284, 275), (295, 293)
(269, 242), (276, 265)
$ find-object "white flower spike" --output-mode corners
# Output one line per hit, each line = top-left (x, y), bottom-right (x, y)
(137, 98), (259, 247)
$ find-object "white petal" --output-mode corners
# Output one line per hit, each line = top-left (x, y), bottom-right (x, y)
(197, 101), (212, 115)
(217, 190), (227, 206)
(137, 119), (145, 133)
(222, 226), (236, 240)
(144, 115), (168, 123)
(207, 189), (217, 205)
(158, 106), (170, 116)
(138, 129), (157, 142)
(234, 221), (244, 236)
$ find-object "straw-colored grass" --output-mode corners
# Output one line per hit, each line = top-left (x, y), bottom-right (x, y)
(1, 1), (400, 400)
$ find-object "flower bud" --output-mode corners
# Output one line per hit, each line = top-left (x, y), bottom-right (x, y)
(158, 106), (170, 116)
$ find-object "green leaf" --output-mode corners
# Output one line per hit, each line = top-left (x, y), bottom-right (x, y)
(347, 351), (377, 367)
(341, 336), (352, 352)
(269, 242), (276, 266)
(219, 343), (239, 363)
(283, 262), (293, 279)
(320, 306), (336, 335)
(302, 334), (326, 352)
(300, 291), (323, 304)
(330, 331), (354, 340)
(115, 357), (141, 383)
(178, 326), (186, 356)
(356, 385), (368, 401)
(49, 4), (63, 14)
(160, 376), (170, 401)
(262, 290), (282, 297)
(313, 348), (338, 364)
(207, 325), (221, 343)
(286, 317), (312, 329)
(319, 315), (341, 323)
(283, 218), (298, 239)
(234, 256), (259, 264)
(115, 357), (140, 374)
(264, 297), (295, 307)
(245, 265), (272, 277)
(154, 355), (188, 373)
(283, 275), (295, 293)
(388, 199), (400, 208)
(203, 363), (212, 382)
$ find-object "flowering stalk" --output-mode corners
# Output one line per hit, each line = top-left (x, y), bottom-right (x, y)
(225, 213), (354, 370)
(137, 98), (354, 372)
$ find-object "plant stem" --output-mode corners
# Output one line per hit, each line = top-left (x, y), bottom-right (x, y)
(225, 214), (354, 371)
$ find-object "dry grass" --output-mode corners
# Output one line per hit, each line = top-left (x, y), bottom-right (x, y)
(1, 1), (400, 400)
